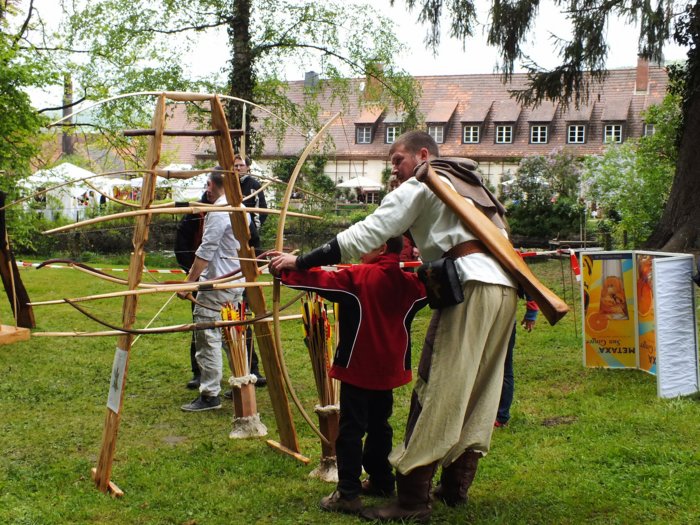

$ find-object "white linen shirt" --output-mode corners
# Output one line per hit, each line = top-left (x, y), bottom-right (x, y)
(336, 176), (516, 288)
(194, 194), (243, 281)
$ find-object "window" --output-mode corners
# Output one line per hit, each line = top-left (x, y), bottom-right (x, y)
(567, 125), (586, 144)
(604, 124), (623, 143)
(495, 125), (513, 144)
(643, 123), (656, 137)
(427, 125), (444, 143)
(463, 125), (480, 144)
(356, 125), (372, 144)
(530, 125), (548, 144)
(386, 125), (401, 144)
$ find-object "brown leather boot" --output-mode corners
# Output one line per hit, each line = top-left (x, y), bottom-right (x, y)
(433, 449), (480, 507)
(360, 462), (437, 523)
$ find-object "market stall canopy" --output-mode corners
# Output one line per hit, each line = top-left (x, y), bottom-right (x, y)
(336, 176), (382, 191)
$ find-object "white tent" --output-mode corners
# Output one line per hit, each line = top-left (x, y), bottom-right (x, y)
(336, 176), (382, 191)
(23, 162), (98, 221)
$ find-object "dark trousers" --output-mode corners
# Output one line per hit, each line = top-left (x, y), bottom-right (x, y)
(336, 382), (395, 499)
(496, 323), (517, 424)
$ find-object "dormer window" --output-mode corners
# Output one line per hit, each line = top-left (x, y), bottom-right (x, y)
(568, 125), (586, 144)
(356, 125), (372, 144)
(427, 125), (444, 144)
(530, 125), (548, 144)
(604, 124), (623, 143)
(495, 125), (513, 144)
(386, 125), (401, 144)
(463, 125), (480, 144)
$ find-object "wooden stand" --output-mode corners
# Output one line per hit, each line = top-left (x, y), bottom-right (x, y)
(0, 324), (30, 344)
(90, 92), (302, 495)
(309, 407), (339, 482)
(229, 380), (268, 439)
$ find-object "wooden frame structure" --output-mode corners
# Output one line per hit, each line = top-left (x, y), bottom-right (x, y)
(0, 92), (341, 496)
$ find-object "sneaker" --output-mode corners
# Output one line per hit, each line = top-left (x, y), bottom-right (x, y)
(181, 395), (222, 412)
(254, 374), (267, 387)
(494, 420), (508, 428)
(223, 389), (233, 400)
(361, 479), (395, 497)
(319, 490), (362, 514)
(186, 376), (200, 390)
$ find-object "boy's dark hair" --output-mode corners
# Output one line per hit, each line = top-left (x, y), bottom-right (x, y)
(385, 236), (404, 255)
(210, 166), (224, 188)
(390, 130), (439, 157)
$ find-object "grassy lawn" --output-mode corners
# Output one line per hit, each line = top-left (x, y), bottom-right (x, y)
(1, 258), (698, 524)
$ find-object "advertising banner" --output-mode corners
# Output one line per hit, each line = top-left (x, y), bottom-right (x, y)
(635, 253), (658, 374)
(582, 252), (636, 368)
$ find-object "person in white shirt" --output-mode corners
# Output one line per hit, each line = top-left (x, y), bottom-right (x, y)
(178, 169), (244, 412)
(270, 131), (517, 521)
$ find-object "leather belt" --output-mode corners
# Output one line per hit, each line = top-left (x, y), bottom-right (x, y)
(443, 239), (486, 259)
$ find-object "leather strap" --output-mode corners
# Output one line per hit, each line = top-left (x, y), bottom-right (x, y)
(443, 240), (486, 259)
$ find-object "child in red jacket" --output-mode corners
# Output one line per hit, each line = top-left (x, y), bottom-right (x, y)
(274, 236), (427, 515)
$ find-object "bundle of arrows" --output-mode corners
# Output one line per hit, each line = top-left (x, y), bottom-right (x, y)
(221, 301), (250, 377)
(300, 293), (339, 407)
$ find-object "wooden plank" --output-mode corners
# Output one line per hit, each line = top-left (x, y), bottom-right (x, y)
(93, 94), (167, 494)
(266, 440), (311, 465)
(232, 383), (257, 418)
(209, 95), (300, 454)
(90, 468), (124, 498)
(0, 325), (30, 344)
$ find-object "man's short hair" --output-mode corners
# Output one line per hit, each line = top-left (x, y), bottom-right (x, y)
(210, 166), (224, 188)
(385, 236), (404, 255)
(234, 154), (251, 167)
(390, 130), (439, 157)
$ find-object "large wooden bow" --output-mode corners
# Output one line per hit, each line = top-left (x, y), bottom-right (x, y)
(272, 112), (341, 446)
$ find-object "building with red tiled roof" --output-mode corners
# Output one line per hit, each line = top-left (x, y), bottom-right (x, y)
(168, 58), (667, 194)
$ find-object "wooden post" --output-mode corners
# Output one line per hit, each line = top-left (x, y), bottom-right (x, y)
(232, 383), (257, 417)
(92, 94), (167, 496)
(209, 96), (300, 455)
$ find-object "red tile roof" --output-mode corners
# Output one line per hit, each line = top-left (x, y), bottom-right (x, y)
(167, 65), (669, 165)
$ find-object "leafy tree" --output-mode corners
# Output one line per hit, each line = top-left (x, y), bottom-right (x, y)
(26, 0), (419, 158)
(582, 94), (680, 247)
(397, 0), (700, 251)
(502, 149), (583, 239)
(0, 2), (54, 182)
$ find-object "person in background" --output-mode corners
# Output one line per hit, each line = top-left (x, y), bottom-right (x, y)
(232, 154), (267, 387)
(178, 170), (244, 412)
(235, 154), (267, 254)
(174, 191), (210, 390)
(495, 298), (538, 427)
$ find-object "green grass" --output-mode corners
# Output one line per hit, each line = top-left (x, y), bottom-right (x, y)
(1, 259), (699, 524)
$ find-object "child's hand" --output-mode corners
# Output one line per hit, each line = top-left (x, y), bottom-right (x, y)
(266, 251), (298, 276)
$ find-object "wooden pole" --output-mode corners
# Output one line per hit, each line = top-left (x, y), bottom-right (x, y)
(209, 95), (301, 456)
(92, 94), (167, 496)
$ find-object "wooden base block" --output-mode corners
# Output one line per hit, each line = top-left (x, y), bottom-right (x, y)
(318, 411), (339, 459)
(232, 383), (257, 417)
(0, 325), (30, 344)
(90, 468), (124, 498)
(266, 439), (310, 464)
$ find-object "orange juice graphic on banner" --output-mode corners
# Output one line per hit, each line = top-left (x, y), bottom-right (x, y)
(636, 254), (657, 374)
(582, 253), (637, 368)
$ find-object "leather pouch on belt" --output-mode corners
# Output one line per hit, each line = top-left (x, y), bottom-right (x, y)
(416, 257), (464, 309)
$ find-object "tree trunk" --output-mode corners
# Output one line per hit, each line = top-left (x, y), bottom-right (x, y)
(646, 5), (700, 252)
(227, 0), (256, 155)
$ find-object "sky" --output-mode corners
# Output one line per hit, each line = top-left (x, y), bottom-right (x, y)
(26, 0), (688, 106)
(182, 1), (687, 82)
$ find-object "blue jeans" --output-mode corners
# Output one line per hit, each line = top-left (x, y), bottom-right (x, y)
(496, 324), (517, 424)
